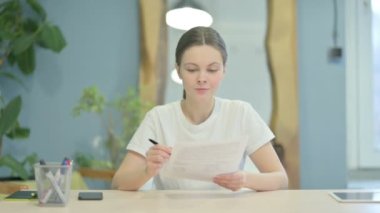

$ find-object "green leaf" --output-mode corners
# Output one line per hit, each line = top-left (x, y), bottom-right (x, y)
(21, 153), (38, 175)
(72, 86), (105, 116)
(6, 125), (30, 139)
(0, 1), (23, 39)
(0, 96), (22, 137)
(22, 153), (38, 166)
(0, 1), (20, 14)
(22, 18), (39, 33)
(0, 155), (29, 180)
(7, 52), (16, 65)
(12, 34), (36, 55)
(15, 45), (35, 74)
(74, 152), (93, 168)
(0, 71), (27, 89)
(26, 0), (46, 20)
(37, 24), (66, 52)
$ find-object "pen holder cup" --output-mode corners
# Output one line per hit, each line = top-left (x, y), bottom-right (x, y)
(34, 162), (73, 206)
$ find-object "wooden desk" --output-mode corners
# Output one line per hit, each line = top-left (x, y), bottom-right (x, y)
(1, 190), (379, 213)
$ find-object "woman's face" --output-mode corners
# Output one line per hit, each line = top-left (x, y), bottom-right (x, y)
(177, 45), (225, 103)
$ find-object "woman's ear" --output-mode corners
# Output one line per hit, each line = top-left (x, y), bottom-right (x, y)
(220, 66), (226, 80)
(176, 65), (182, 79)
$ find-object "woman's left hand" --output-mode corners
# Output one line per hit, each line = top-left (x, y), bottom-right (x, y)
(213, 171), (247, 191)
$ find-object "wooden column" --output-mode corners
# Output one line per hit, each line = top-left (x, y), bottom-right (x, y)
(266, 0), (300, 188)
(139, 0), (167, 105)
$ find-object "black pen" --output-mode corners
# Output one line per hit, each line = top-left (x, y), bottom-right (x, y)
(149, 138), (158, 145)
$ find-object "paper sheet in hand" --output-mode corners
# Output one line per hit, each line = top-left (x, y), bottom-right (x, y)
(161, 139), (247, 181)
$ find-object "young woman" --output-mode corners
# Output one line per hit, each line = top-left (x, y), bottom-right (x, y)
(112, 26), (288, 191)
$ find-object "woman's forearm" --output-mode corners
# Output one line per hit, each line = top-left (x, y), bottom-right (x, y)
(112, 166), (152, 191)
(244, 171), (288, 191)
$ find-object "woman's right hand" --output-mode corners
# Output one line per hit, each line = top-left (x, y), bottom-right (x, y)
(145, 145), (172, 177)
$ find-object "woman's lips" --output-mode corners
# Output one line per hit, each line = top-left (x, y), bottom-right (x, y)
(195, 88), (208, 94)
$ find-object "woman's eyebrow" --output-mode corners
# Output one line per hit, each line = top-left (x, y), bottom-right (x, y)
(183, 62), (220, 67)
(208, 62), (221, 67)
(183, 63), (199, 66)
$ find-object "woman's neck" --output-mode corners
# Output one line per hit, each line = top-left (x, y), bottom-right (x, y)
(181, 97), (215, 125)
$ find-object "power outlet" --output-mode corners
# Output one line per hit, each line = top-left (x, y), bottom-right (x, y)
(328, 47), (343, 61)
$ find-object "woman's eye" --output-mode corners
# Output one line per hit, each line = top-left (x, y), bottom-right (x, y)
(208, 69), (218, 72)
(186, 69), (197, 72)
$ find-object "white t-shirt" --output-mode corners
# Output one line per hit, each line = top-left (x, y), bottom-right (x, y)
(127, 97), (274, 190)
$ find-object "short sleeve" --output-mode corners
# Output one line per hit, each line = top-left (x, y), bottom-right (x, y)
(126, 110), (157, 157)
(242, 103), (275, 154)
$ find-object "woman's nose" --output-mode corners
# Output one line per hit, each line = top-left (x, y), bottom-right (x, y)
(197, 71), (207, 83)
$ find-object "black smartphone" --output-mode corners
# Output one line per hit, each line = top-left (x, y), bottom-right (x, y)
(78, 192), (103, 200)
(5, 190), (38, 200)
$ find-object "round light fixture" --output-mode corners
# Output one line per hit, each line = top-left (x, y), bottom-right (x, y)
(171, 69), (182, 84)
(166, 0), (213, 30)
(373, 0), (380, 14)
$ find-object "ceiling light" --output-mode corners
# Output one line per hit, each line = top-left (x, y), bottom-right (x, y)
(373, 0), (380, 14)
(166, 0), (213, 30)
(171, 69), (182, 84)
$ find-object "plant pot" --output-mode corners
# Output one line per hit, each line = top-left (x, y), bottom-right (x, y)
(77, 167), (115, 181)
(0, 178), (34, 195)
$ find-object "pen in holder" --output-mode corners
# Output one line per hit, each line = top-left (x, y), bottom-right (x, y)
(34, 159), (73, 206)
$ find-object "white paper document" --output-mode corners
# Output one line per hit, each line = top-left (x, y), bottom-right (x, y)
(161, 138), (247, 182)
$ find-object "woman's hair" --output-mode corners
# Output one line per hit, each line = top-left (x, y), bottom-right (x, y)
(175, 26), (227, 66)
(175, 27), (227, 99)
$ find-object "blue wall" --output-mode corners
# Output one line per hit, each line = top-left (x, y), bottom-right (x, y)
(297, 0), (347, 188)
(0, 0), (139, 175)
(1, 0), (348, 189)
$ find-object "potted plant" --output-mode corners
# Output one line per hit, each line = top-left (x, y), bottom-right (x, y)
(0, 0), (66, 185)
(72, 86), (153, 180)
(0, 95), (35, 181)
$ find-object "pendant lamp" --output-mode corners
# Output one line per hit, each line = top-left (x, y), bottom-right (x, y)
(166, 0), (213, 30)
(171, 69), (182, 84)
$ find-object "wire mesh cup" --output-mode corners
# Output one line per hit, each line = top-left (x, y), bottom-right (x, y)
(34, 162), (73, 206)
